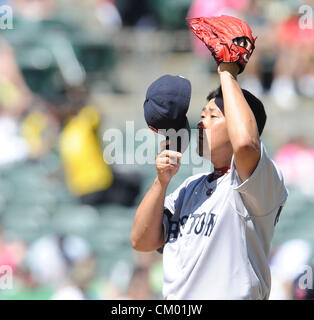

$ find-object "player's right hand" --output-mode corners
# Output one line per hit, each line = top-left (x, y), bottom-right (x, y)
(155, 143), (182, 186)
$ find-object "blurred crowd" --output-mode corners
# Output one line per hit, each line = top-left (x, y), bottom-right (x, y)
(0, 0), (313, 300)
(187, 0), (314, 109)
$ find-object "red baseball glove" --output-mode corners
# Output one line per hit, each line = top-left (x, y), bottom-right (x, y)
(187, 15), (257, 74)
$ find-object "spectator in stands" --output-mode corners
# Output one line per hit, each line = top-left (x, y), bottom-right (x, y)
(0, 38), (59, 162)
(94, 0), (122, 33)
(293, 265), (314, 300)
(269, 3), (314, 108)
(27, 234), (69, 286)
(11, 0), (56, 21)
(114, 0), (152, 27)
(20, 100), (60, 159)
(239, 0), (274, 96)
(124, 251), (162, 299)
(274, 136), (314, 198)
(0, 226), (18, 272)
(0, 226), (27, 274)
(59, 87), (141, 207)
(51, 236), (97, 300)
(0, 38), (33, 117)
(52, 255), (97, 300)
(0, 38), (34, 165)
(269, 239), (312, 300)
(125, 265), (153, 299)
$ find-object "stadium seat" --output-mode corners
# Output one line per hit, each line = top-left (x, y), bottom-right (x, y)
(273, 189), (314, 249)
(2, 205), (51, 244)
(51, 204), (99, 237)
(147, 0), (192, 30)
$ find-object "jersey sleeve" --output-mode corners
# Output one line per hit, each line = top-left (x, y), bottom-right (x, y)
(230, 141), (288, 217)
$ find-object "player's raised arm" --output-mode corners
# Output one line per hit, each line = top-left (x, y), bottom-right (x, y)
(187, 15), (260, 182)
(218, 62), (260, 182)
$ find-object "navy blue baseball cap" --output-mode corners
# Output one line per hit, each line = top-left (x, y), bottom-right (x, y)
(144, 74), (191, 153)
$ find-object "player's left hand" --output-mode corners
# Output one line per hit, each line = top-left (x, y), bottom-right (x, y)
(187, 15), (256, 74)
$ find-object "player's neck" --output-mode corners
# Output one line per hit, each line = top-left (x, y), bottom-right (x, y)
(210, 145), (233, 170)
(213, 165), (230, 180)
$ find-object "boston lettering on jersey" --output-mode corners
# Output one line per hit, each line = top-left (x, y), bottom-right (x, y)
(164, 209), (217, 244)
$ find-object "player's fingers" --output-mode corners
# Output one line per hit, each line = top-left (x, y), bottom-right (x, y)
(156, 156), (181, 167)
(156, 150), (182, 167)
(158, 163), (179, 169)
(156, 156), (170, 165)
(158, 164), (180, 174)
(159, 149), (182, 159)
(169, 155), (181, 165)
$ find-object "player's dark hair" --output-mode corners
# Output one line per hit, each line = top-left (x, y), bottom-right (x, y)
(207, 86), (267, 136)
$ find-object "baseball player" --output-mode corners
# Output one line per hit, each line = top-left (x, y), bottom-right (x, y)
(130, 15), (288, 299)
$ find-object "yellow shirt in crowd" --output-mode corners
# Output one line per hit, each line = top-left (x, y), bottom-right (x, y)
(59, 106), (114, 196)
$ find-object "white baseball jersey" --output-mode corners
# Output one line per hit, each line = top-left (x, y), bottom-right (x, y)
(160, 141), (288, 300)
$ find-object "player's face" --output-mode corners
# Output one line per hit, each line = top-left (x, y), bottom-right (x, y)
(196, 98), (230, 159)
